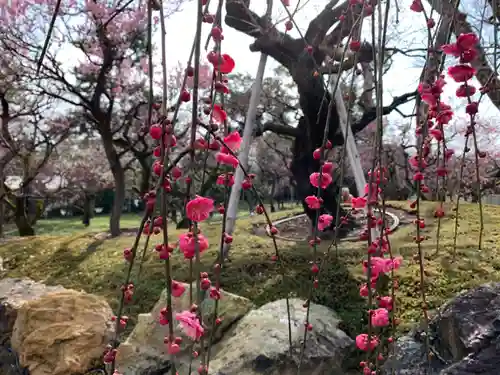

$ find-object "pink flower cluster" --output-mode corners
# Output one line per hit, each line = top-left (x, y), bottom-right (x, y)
(411, 32), (481, 217)
(355, 248), (400, 353)
(351, 9), (483, 374)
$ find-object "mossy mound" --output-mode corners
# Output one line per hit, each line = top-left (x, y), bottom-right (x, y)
(1, 201), (499, 338)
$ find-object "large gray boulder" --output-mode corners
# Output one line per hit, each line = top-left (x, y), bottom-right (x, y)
(116, 283), (254, 375)
(384, 283), (500, 375)
(208, 298), (353, 375)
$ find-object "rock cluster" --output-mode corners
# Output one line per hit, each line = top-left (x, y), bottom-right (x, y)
(7, 277), (500, 375)
(116, 295), (353, 375)
(1, 278), (352, 375)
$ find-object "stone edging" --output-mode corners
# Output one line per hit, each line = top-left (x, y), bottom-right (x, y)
(265, 209), (400, 242)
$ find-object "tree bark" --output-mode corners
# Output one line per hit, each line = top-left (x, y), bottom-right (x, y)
(0, 198), (3, 238)
(0, 169), (4, 238)
(14, 196), (35, 236)
(245, 189), (253, 213)
(82, 193), (95, 227)
(288, 79), (353, 233)
(270, 177), (276, 213)
(138, 156), (152, 195)
(101, 133), (125, 237)
(170, 208), (178, 223)
(110, 163), (125, 237)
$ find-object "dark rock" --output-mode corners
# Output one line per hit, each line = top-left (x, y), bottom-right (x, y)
(0, 345), (29, 375)
(253, 354), (274, 372)
(384, 283), (500, 375)
(383, 335), (446, 375)
(433, 283), (500, 362)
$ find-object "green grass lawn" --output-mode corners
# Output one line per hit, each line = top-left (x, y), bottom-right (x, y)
(4, 213), (144, 236)
(3, 203), (295, 237)
(0, 205), (303, 327)
(0, 200), (499, 343)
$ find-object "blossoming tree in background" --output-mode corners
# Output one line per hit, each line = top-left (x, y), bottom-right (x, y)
(0, 47), (70, 236)
(0, 0), (195, 236)
(44, 138), (114, 226)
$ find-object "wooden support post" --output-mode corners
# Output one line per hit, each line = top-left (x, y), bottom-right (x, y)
(331, 74), (380, 241)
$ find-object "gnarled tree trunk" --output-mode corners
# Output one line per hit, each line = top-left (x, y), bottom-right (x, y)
(290, 114), (352, 234)
(225, 0), (416, 235)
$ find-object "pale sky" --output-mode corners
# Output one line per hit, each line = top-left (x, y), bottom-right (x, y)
(160, 0), (424, 99)
(158, 0), (498, 123)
